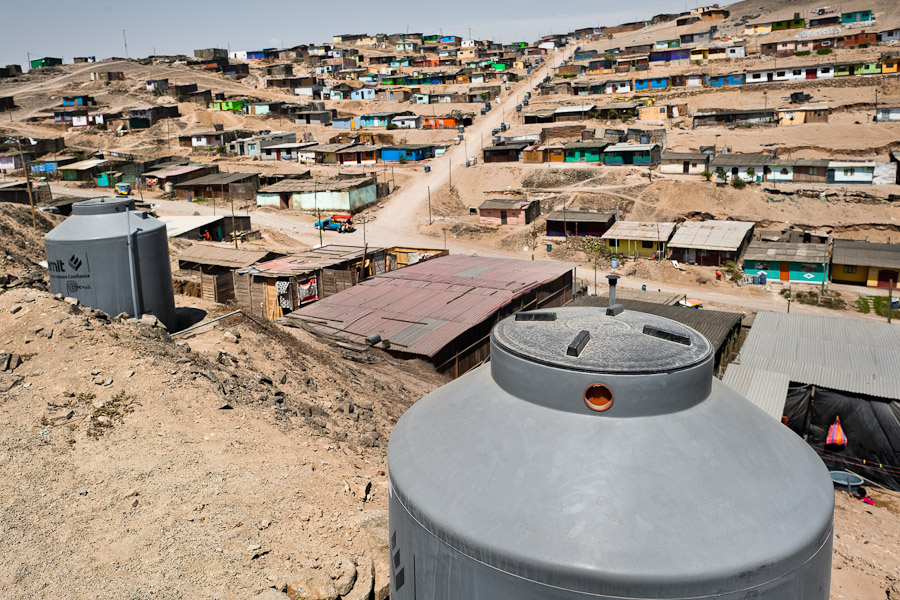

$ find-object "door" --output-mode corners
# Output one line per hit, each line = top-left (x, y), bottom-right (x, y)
(780, 262), (790, 281)
(683, 161), (690, 174)
(806, 68), (817, 79)
(500, 210), (508, 225)
(878, 269), (900, 288)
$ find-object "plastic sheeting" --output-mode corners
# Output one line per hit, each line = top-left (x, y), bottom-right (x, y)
(784, 383), (900, 490)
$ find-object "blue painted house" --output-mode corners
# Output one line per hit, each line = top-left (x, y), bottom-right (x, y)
(380, 145), (435, 162)
(709, 73), (745, 87)
(62, 95), (96, 106)
(359, 112), (411, 127)
(350, 89), (376, 101)
(246, 50), (265, 60)
(634, 77), (669, 90)
(742, 241), (829, 284)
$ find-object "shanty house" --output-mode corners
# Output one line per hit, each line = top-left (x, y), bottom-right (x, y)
(285, 254), (575, 377)
(742, 241), (830, 284)
(234, 245), (388, 319)
(564, 141), (608, 163)
(668, 220), (755, 266)
(545, 209), (615, 237)
(175, 245), (284, 303)
(482, 143), (528, 163)
(173, 172), (260, 201)
(380, 145), (435, 163)
(660, 152), (710, 175)
(601, 221), (676, 258)
(692, 109), (776, 128)
(256, 177), (377, 212)
(58, 158), (110, 182)
(391, 114), (421, 129)
(709, 154), (772, 182)
(827, 161), (875, 184)
(602, 143), (660, 166)
(776, 106), (830, 125)
(831, 239), (900, 289)
(478, 198), (540, 225)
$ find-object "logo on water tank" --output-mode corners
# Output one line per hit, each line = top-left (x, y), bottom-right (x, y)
(68, 255), (83, 271)
(66, 280), (79, 295)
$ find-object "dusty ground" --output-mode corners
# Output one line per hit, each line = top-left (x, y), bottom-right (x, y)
(0, 285), (447, 600)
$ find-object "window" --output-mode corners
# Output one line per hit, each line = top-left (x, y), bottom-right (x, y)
(821, 67), (831, 73)
(777, 71), (786, 77)
(780, 168), (789, 175)
(641, 241), (654, 249)
(756, 262), (769, 271)
(793, 70), (802, 76)
(799, 264), (817, 273)
(844, 168), (855, 176)
(844, 265), (858, 274)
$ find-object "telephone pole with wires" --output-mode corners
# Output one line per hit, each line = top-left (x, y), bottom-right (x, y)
(123, 29), (129, 58)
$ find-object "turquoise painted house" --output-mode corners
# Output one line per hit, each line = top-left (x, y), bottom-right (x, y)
(564, 141), (609, 162)
(602, 143), (661, 167)
(841, 10), (873, 23)
(742, 241), (830, 284)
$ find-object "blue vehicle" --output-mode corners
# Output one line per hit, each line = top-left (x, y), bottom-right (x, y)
(314, 214), (355, 233)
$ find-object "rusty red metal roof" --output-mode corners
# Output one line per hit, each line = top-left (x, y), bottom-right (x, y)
(284, 255), (574, 358)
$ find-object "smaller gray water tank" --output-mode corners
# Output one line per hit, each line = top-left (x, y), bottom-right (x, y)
(44, 197), (177, 330)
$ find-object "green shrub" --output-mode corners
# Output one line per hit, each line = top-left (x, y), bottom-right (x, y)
(731, 177), (746, 189)
(859, 43), (869, 49)
(701, 170), (713, 181)
(872, 296), (900, 319)
(817, 48), (833, 55)
(715, 167), (727, 182)
(794, 50), (811, 56)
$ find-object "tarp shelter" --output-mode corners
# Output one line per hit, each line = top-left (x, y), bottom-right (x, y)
(732, 311), (900, 489)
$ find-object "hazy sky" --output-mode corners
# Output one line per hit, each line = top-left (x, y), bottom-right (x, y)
(0, 0), (702, 66)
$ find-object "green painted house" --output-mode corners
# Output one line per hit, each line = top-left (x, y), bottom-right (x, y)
(564, 141), (609, 163)
(857, 61), (882, 75)
(771, 18), (805, 31)
(742, 241), (830, 284)
(30, 57), (63, 69)
(212, 100), (246, 112)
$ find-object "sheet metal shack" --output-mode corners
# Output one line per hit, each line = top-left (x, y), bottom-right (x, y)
(284, 255), (575, 377)
(235, 245), (448, 319)
(256, 177), (377, 212)
(175, 245), (284, 303)
(546, 209), (615, 237)
(668, 220), (755, 266)
(478, 198), (540, 225)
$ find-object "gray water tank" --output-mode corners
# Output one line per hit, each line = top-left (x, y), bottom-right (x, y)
(388, 307), (833, 599)
(44, 197), (177, 330)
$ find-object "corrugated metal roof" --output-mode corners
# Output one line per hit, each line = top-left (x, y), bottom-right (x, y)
(736, 312), (900, 401)
(602, 220), (676, 241)
(669, 220), (755, 251)
(245, 244), (385, 276)
(709, 154), (772, 167)
(176, 245), (281, 269)
(159, 215), (224, 238)
(832, 239), (900, 269)
(546, 210), (615, 223)
(59, 158), (107, 171)
(554, 105), (596, 114)
(604, 143), (657, 152)
(143, 165), (207, 178)
(479, 198), (536, 210)
(743, 241), (829, 263)
(258, 178), (371, 193)
(174, 172), (257, 187)
(721, 364), (790, 421)
(285, 255), (574, 358)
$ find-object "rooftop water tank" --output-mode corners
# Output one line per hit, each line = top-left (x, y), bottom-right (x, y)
(388, 305), (834, 599)
(44, 197), (177, 330)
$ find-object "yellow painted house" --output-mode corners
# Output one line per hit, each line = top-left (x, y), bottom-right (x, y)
(601, 221), (677, 258)
(832, 239), (900, 289)
(744, 22), (773, 35)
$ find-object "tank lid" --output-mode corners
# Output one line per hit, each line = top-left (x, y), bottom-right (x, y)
(492, 307), (711, 375)
(72, 197), (137, 216)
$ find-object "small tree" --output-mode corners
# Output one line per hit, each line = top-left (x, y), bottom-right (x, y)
(715, 167), (727, 182)
(701, 170), (713, 181)
(745, 167), (756, 182)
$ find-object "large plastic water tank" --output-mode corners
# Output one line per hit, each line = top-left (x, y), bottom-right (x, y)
(44, 197), (177, 330)
(388, 306), (833, 599)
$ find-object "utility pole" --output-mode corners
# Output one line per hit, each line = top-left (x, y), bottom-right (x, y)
(16, 140), (36, 230)
(427, 185), (432, 224)
(123, 29), (129, 59)
(890, 280), (894, 324)
(315, 181), (323, 247)
(448, 160), (452, 191)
